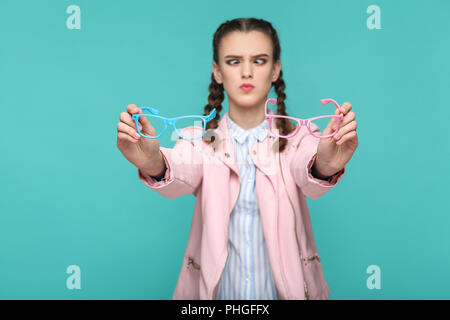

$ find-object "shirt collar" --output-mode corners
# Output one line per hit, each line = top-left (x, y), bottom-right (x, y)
(226, 112), (269, 145)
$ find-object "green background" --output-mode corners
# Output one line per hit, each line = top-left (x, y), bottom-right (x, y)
(1, 0), (449, 299)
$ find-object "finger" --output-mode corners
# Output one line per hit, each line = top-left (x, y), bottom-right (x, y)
(117, 131), (139, 144)
(126, 104), (146, 129)
(334, 121), (358, 141)
(330, 108), (344, 131)
(127, 104), (142, 115)
(340, 102), (352, 114)
(138, 114), (153, 133)
(325, 103), (354, 135)
(126, 104), (155, 134)
(322, 113), (339, 136)
(336, 110), (356, 129)
(120, 111), (143, 131)
(336, 130), (357, 145)
(117, 121), (142, 140)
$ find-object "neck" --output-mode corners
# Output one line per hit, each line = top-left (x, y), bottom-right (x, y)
(228, 101), (266, 130)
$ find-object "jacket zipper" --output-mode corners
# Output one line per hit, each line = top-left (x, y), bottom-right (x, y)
(214, 171), (241, 299)
(187, 257), (201, 270)
(278, 150), (310, 300)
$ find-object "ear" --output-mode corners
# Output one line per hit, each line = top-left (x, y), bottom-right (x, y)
(272, 59), (281, 83)
(212, 61), (223, 84)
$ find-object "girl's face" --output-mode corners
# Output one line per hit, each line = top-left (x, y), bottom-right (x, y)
(212, 31), (281, 110)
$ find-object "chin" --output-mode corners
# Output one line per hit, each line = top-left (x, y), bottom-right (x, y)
(230, 91), (261, 104)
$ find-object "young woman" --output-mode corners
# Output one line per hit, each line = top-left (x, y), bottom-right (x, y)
(117, 18), (358, 300)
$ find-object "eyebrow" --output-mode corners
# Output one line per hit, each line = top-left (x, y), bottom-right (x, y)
(224, 53), (270, 59)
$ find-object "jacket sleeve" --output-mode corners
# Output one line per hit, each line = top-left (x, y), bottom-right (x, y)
(137, 136), (203, 199)
(290, 125), (346, 200)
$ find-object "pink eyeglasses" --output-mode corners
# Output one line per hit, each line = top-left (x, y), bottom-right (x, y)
(265, 98), (344, 138)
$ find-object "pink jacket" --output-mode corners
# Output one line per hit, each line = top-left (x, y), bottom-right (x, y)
(137, 111), (346, 300)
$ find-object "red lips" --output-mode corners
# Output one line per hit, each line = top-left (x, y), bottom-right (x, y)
(240, 83), (254, 92)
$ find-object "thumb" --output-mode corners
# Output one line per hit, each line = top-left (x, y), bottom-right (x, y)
(322, 108), (341, 136)
(138, 110), (156, 135)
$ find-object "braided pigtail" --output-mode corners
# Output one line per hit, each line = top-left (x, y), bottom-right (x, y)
(273, 69), (295, 153)
(202, 73), (224, 145)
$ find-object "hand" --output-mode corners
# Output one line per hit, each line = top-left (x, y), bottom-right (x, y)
(116, 104), (162, 171)
(314, 102), (358, 177)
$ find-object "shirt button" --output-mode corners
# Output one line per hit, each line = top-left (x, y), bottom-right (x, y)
(252, 150), (256, 155)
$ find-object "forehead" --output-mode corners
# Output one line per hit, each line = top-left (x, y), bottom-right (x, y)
(219, 31), (272, 57)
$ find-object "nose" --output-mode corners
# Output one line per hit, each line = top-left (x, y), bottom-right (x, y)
(241, 61), (253, 78)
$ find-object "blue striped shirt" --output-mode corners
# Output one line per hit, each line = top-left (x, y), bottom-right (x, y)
(216, 113), (280, 300)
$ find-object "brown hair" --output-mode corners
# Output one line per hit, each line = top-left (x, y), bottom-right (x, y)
(202, 17), (295, 153)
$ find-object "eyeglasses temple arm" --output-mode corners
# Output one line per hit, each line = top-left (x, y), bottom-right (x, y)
(142, 107), (160, 115)
(265, 98), (277, 114)
(206, 108), (216, 122)
(320, 98), (340, 110)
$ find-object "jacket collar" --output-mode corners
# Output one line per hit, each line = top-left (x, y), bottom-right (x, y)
(226, 112), (269, 145)
(213, 109), (279, 178)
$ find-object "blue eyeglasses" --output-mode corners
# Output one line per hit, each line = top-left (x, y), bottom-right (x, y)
(132, 107), (216, 140)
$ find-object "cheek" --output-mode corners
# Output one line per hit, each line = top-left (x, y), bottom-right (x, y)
(257, 68), (275, 83)
(222, 70), (240, 85)
(257, 74), (274, 90)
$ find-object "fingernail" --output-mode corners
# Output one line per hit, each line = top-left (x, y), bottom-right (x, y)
(134, 132), (141, 138)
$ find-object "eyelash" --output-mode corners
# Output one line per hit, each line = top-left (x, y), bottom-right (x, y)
(226, 58), (266, 65)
